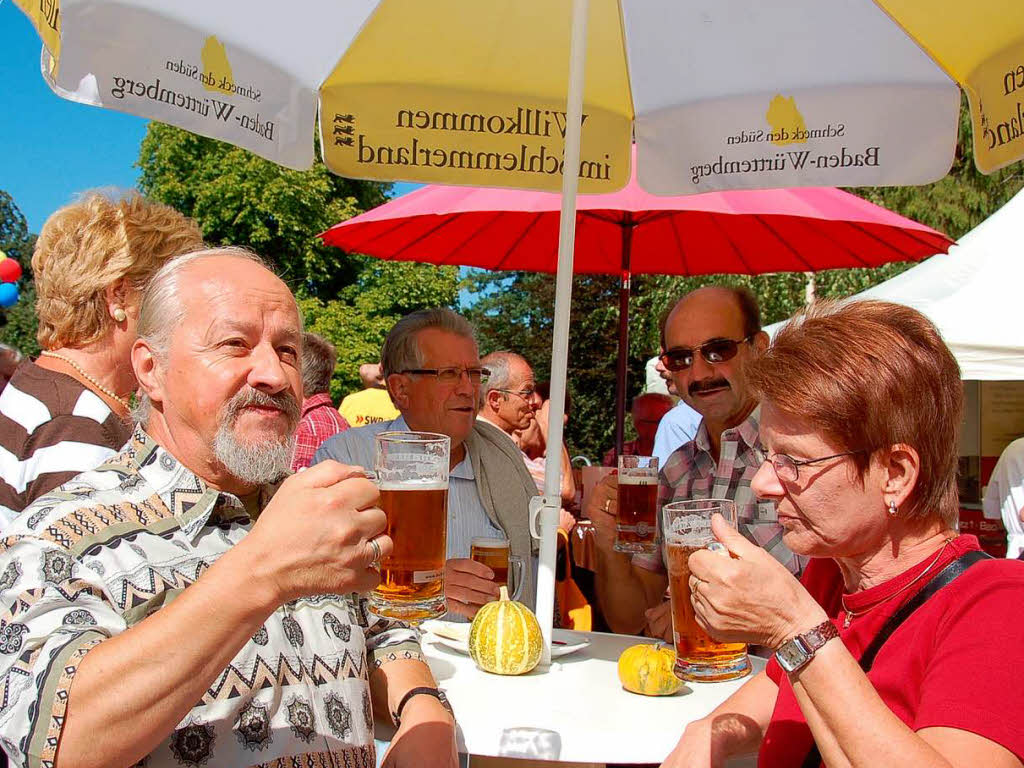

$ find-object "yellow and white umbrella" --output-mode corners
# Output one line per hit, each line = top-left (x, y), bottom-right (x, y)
(14, 0), (1023, 664)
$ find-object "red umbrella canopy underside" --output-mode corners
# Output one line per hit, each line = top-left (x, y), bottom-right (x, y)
(322, 178), (953, 276)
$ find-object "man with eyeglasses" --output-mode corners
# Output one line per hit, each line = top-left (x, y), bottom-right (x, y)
(478, 351), (542, 435)
(314, 309), (540, 620)
(588, 286), (805, 641)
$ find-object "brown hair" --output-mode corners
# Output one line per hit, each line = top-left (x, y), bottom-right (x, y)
(33, 190), (204, 349)
(301, 332), (337, 397)
(747, 300), (962, 527)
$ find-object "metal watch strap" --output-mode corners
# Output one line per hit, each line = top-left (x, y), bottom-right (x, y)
(392, 686), (453, 727)
(776, 619), (839, 673)
(799, 619), (839, 655)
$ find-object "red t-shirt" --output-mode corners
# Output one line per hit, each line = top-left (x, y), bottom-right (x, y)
(800, 556), (845, 618)
(760, 535), (1024, 767)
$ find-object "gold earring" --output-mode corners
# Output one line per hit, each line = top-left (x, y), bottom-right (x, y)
(112, 307), (127, 323)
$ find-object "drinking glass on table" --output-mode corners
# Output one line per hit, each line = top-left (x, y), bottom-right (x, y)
(369, 431), (450, 622)
(614, 455), (659, 554)
(470, 536), (524, 600)
(663, 498), (752, 682)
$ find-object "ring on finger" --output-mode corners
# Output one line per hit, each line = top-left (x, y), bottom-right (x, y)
(367, 536), (384, 565)
(602, 499), (611, 513)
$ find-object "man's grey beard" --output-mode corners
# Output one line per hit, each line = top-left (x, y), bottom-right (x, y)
(213, 387), (300, 485)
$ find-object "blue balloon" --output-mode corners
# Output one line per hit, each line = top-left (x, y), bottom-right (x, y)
(0, 282), (19, 308)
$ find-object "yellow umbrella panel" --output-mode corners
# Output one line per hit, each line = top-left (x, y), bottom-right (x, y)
(320, 0), (634, 193)
(876, 0), (1024, 173)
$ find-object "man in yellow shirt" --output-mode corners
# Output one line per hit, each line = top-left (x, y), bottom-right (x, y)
(339, 362), (400, 426)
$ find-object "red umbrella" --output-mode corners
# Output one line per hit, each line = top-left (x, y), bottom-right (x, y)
(322, 167), (953, 455)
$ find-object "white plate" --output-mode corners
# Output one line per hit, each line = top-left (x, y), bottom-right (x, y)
(422, 622), (590, 658)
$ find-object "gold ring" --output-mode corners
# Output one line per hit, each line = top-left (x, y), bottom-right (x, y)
(602, 499), (611, 513)
(368, 536), (383, 565)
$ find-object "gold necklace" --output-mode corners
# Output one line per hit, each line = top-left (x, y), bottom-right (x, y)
(841, 537), (955, 629)
(40, 351), (131, 412)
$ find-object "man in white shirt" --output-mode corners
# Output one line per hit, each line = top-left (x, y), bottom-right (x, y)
(983, 436), (1024, 558)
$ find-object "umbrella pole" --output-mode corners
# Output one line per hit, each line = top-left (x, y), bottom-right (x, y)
(533, 0), (589, 668)
(614, 220), (633, 458)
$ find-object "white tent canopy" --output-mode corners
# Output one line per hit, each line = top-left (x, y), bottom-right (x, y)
(769, 189), (1024, 380)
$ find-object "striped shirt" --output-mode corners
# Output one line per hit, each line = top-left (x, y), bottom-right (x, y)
(634, 407), (806, 576)
(0, 361), (131, 527)
(0, 426), (421, 768)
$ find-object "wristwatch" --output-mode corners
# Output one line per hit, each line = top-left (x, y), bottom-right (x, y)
(774, 619), (839, 674)
(391, 686), (454, 727)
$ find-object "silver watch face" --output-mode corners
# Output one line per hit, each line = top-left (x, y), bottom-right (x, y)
(776, 640), (810, 673)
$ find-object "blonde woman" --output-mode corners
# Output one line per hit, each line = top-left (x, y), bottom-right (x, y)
(0, 191), (203, 523)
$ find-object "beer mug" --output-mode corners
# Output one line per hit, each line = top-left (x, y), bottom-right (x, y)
(470, 536), (524, 601)
(662, 499), (751, 682)
(370, 431), (450, 622)
(614, 455), (659, 554)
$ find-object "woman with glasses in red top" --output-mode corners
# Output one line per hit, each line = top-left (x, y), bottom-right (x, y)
(661, 300), (1024, 768)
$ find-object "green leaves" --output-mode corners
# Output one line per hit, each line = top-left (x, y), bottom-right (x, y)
(0, 191), (38, 355)
(136, 123), (459, 400)
(137, 123), (390, 298)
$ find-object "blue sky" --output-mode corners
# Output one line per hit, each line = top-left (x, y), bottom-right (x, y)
(1, 4), (417, 234)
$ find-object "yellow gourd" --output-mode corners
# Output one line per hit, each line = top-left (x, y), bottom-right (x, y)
(617, 643), (683, 696)
(468, 586), (543, 675)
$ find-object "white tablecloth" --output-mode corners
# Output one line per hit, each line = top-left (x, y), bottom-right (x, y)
(419, 629), (765, 765)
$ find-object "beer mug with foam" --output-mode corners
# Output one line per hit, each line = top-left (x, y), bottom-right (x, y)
(662, 499), (751, 682)
(614, 455), (659, 554)
(370, 431), (450, 622)
(470, 536), (524, 601)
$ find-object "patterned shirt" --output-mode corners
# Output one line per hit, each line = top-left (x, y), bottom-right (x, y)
(635, 407), (805, 576)
(290, 392), (350, 471)
(0, 361), (132, 527)
(0, 426), (421, 768)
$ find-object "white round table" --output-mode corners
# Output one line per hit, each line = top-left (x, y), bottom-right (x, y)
(420, 629), (765, 765)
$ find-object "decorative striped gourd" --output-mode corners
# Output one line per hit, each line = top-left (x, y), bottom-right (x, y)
(468, 586), (542, 675)
(617, 642), (683, 696)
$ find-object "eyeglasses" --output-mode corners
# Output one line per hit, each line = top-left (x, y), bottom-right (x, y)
(754, 448), (865, 483)
(401, 367), (491, 385)
(660, 334), (756, 372)
(495, 387), (537, 401)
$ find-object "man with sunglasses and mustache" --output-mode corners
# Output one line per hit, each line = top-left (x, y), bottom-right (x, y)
(588, 286), (804, 641)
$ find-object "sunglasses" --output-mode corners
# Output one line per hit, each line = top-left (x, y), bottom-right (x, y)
(660, 334), (756, 372)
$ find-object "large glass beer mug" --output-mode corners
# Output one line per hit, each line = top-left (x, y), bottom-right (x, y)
(663, 499), (751, 682)
(370, 431), (450, 622)
(614, 455), (659, 554)
(470, 536), (524, 600)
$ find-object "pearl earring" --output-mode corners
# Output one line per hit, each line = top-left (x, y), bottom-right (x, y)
(112, 307), (127, 322)
(888, 500), (899, 517)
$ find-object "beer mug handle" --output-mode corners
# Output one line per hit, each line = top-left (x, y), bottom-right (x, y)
(508, 556), (525, 602)
(706, 541), (728, 555)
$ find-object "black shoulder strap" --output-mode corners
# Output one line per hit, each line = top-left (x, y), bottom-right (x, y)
(800, 549), (991, 768)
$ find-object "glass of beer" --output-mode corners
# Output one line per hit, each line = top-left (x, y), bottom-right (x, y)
(663, 499), (751, 682)
(470, 536), (524, 601)
(614, 455), (659, 554)
(370, 431), (450, 622)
